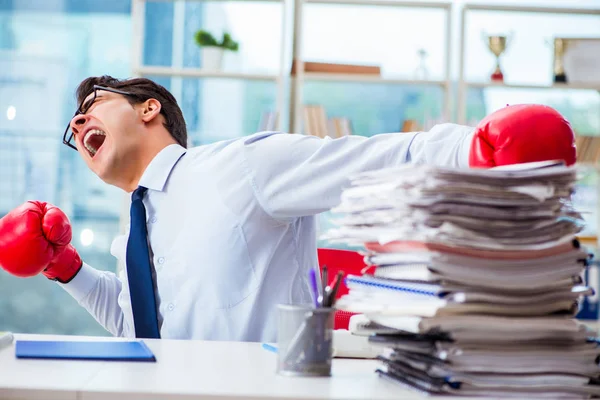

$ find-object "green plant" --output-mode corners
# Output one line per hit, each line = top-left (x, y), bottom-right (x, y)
(194, 30), (218, 47)
(194, 30), (239, 52)
(220, 33), (239, 52)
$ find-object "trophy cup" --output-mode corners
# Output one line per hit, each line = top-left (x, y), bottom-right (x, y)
(482, 32), (512, 82)
(552, 38), (569, 83)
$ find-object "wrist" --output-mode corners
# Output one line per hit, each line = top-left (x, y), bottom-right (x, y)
(42, 245), (83, 284)
(462, 127), (476, 168)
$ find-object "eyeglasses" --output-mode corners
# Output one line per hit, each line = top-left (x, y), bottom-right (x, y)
(63, 85), (134, 151)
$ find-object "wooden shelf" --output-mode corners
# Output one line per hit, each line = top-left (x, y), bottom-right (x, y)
(464, 81), (600, 91)
(301, 73), (448, 86)
(135, 66), (280, 81)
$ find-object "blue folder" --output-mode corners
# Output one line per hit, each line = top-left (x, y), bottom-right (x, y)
(15, 340), (156, 362)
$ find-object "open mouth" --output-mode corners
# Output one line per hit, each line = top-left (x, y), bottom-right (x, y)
(83, 129), (107, 157)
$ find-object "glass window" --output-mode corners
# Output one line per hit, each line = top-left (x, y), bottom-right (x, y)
(2, 0), (599, 334)
(303, 81), (445, 135)
(143, 75), (278, 145)
(142, 0), (284, 75)
(302, 4), (448, 81)
(141, 1), (286, 140)
(0, 0), (132, 336)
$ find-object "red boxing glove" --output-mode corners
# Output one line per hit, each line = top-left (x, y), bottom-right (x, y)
(0, 201), (82, 284)
(42, 244), (83, 284)
(469, 104), (577, 168)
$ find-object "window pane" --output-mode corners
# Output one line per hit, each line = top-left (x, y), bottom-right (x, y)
(0, 1), (130, 336)
(303, 81), (445, 135)
(143, 0), (284, 75)
(144, 75), (279, 145)
(303, 4), (448, 80)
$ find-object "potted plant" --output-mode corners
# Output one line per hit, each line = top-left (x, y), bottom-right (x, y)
(194, 30), (239, 70)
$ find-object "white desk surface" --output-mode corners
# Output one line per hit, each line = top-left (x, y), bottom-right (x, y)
(0, 333), (449, 400)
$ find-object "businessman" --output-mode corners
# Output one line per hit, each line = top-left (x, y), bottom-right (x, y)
(0, 75), (576, 342)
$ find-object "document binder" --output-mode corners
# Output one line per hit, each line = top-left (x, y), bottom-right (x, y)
(15, 340), (156, 362)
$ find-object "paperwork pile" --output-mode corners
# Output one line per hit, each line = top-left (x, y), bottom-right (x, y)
(323, 161), (600, 398)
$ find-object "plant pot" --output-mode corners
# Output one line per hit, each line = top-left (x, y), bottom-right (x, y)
(201, 46), (224, 70)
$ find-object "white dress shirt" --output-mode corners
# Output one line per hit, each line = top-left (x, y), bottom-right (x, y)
(61, 125), (474, 342)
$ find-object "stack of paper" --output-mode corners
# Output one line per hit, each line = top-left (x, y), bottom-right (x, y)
(323, 161), (600, 398)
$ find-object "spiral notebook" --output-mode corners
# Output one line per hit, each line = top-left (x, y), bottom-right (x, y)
(15, 340), (156, 362)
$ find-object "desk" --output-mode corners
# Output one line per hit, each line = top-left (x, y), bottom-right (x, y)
(0, 333), (445, 400)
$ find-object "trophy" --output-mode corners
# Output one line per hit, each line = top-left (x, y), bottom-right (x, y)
(482, 32), (512, 82)
(552, 38), (569, 83)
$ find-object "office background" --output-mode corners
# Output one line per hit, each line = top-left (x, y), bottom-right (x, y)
(0, 0), (599, 336)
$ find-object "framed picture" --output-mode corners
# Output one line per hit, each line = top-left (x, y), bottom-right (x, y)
(555, 37), (600, 85)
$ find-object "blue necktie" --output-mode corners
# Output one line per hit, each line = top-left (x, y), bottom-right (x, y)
(126, 186), (160, 339)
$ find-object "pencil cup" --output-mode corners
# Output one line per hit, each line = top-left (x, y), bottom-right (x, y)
(276, 304), (334, 377)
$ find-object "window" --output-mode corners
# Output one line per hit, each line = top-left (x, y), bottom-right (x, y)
(0, 0), (132, 336)
(1, 0), (598, 335)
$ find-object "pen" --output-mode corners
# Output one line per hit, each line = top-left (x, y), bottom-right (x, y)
(323, 271), (336, 308)
(283, 313), (313, 366)
(324, 285), (333, 308)
(329, 271), (344, 307)
(321, 265), (328, 307)
(309, 268), (320, 308)
(262, 343), (278, 354)
(315, 264), (323, 303)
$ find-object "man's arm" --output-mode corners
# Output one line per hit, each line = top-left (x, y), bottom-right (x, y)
(242, 125), (474, 221)
(0, 201), (130, 337)
(59, 262), (128, 337)
(243, 104), (578, 221)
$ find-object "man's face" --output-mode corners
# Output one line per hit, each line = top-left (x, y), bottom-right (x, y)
(69, 89), (142, 183)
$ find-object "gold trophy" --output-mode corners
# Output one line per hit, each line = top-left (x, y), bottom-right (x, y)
(553, 38), (569, 83)
(482, 32), (512, 82)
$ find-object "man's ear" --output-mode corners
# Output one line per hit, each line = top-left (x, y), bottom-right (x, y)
(140, 98), (162, 122)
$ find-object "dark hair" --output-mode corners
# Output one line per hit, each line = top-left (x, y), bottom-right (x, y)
(76, 75), (188, 148)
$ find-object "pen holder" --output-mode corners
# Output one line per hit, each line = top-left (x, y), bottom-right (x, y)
(276, 304), (334, 377)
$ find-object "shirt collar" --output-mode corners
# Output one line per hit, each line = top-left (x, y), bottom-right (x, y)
(138, 144), (187, 192)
